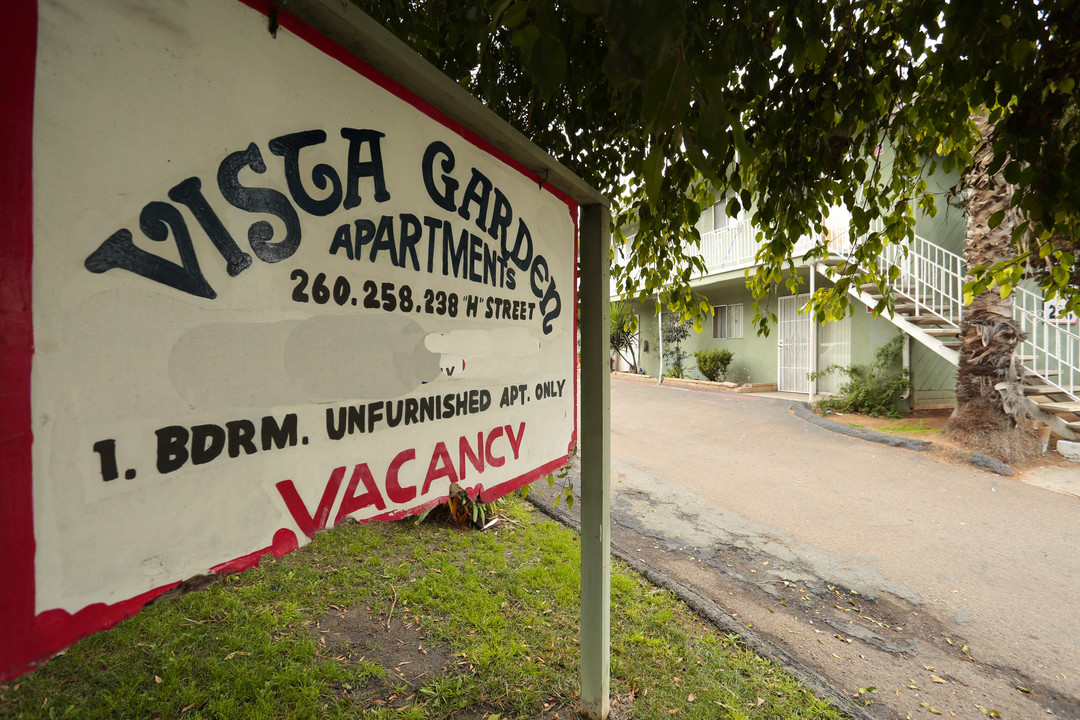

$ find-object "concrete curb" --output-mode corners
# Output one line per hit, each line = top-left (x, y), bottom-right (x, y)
(611, 370), (776, 394)
(789, 402), (1014, 476)
(789, 402), (933, 451)
(524, 489), (877, 720)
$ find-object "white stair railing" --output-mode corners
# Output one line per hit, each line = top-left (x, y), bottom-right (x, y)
(820, 220), (962, 327)
(871, 234), (1080, 401)
(877, 235), (964, 326)
(872, 235), (1079, 400)
(1013, 287), (1080, 400)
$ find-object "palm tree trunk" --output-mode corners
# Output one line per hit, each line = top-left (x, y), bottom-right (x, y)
(943, 114), (1036, 463)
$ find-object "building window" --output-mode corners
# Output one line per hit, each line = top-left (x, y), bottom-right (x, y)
(711, 201), (740, 231)
(712, 202), (727, 231)
(713, 303), (743, 339)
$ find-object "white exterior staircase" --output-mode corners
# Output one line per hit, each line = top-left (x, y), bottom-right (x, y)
(813, 227), (1080, 441)
(694, 220), (1080, 439)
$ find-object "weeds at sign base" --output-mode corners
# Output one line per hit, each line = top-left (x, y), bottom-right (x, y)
(544, 463), (575, 510)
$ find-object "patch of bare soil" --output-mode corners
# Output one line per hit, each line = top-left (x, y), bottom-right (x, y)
(312, 597), (580, 719)
(316, 602), (452, 701)
(816, 407), (1075, 475)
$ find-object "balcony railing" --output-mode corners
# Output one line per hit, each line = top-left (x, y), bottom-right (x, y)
(699, 221), (844, 276)
(699, 222), (760, 273)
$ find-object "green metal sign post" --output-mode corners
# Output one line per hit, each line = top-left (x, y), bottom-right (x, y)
(578, 204), (612, 719)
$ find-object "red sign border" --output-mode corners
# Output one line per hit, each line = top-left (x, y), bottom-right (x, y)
(0, 0), (39, 685)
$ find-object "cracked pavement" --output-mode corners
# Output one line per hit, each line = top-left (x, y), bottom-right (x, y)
(528, 375), (1080, 719)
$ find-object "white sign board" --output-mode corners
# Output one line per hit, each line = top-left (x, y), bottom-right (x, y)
(2, 0), (576, 678)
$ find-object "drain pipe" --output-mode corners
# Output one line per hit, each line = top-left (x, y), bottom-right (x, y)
(902, 335), (912, 401)
(808, 267), (817, 404)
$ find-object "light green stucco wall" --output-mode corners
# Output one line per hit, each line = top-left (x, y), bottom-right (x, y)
(846, 298), (906, 368)
(911, 344), (957, 409)
(869, 144), (966, 257)
(629, 270), (951, 413)
(913, 162), (966, 257)
(636, 306), (661, 377)
(633, 286), (787, 384)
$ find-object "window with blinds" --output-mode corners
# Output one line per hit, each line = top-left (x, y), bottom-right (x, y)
(712, 304), (743, 339)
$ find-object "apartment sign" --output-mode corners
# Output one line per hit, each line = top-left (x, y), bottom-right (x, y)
(2, 0), (577, 678)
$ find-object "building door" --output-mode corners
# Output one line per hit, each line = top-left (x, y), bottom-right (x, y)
(778, 294), (811, 393)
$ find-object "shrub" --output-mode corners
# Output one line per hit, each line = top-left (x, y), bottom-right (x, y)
(661, 313), (691, 378)
(695, 348), (734, 382)
(812, 334), (910, 418)
(610, 301), (639, 372)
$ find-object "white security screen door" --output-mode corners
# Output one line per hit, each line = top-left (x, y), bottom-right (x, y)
(778, 294), (811, 393)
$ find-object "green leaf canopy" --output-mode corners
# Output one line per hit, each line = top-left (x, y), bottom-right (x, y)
(359, 0), (1080, 325)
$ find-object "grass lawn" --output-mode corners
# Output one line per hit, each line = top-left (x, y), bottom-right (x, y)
(1, 495), (843, 720)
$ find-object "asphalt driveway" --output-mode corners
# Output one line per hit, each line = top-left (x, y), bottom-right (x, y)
(530, 374), (1080, 720)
